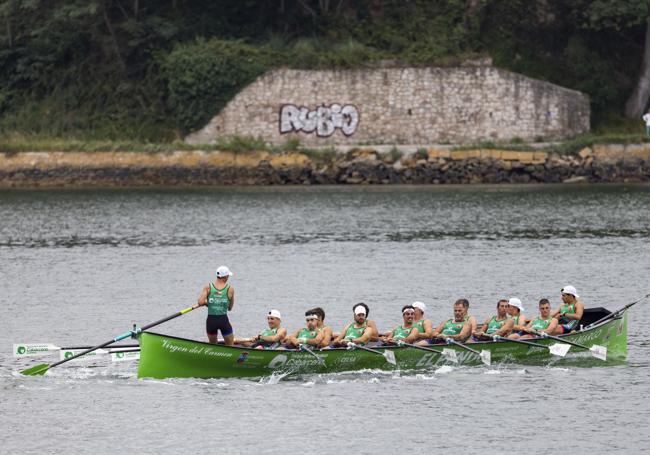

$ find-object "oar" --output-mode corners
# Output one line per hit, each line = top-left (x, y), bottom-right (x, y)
(347, 342), (397, 366)
(586, 293), (650, 329)
(299, 344), (326, 366)
(58, 347), (140, 361)
(445, 338), (491, 366)
(396, 341), (459, 363)
(536, 332), (607, 361)
(492, 335), (570, 357)
(21, 304), (200, 376)
(13, 343), (139, 358)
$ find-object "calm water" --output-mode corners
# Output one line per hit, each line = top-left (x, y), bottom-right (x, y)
(1, 184), (650, 454)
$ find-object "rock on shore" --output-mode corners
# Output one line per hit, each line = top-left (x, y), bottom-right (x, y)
(0, 145), (648, 187)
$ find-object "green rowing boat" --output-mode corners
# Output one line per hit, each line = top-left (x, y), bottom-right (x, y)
(137, 307), (629, 379)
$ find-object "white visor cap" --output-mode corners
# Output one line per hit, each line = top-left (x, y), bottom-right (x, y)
(216, 265), (233, 278)
(412, 301), (426, 312)
(354, 305), (367, 315)
(508, 298), (524, 312)
(561, 285), (579, 298)
(268, 309), (282, 319)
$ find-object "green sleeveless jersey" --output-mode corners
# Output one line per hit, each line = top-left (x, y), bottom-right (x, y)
(207, 283), (230, 316)
(344, 322), (367, 340)
(297, 328), (318, 343)
(442, 319), (465, 336)
(558, 303), (578, 329)
(392, 325), (413, 340)
(510, 314), (521, 326)
(260, 327), (278, 338)
(530, 316), (552, 331)
(486, 316), (507, 335)
(413, 320), (426, 334)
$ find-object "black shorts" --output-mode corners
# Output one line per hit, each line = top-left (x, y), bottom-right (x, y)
(206, 315), (233, 337)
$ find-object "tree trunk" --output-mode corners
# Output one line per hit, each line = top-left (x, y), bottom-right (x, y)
(625, 19), (650, 118)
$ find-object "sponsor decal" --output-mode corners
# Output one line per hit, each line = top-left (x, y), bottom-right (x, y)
(268, 354), (288, 369)
(17, 346), (26, 355)
(237, 352), (249, 364)
(160, 339), (232, 358)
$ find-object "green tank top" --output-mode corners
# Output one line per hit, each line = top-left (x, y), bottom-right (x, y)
(531, 317), (552, 331)
(413, 320), (426, 334)
(486, 316), (507, 335)
(207, 283), (230, 316)
(260, 327), (278, 337)
(297, 328), (318, 343)
(344, 322), (367, 340)
(510, 314), (521, 326)
(442, 319), (465, 336)
(392, 325), (413, 340)
(558, 303), (578, 329)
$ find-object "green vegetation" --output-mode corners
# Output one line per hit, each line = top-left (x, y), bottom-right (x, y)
(1, 1), (650, 141)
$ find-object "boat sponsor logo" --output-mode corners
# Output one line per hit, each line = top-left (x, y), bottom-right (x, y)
(160, 339), (233, 358)
(13, 344), (52, 357)
(237, 352), (249, 363)
(17, 346), (26, 355)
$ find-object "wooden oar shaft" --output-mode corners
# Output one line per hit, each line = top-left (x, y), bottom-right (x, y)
(399, 341), (443, 355)
(537, 332), (589, 350)
(494, 337), (547, 348)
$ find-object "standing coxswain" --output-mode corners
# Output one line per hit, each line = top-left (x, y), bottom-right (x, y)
(197, 265), (235, 346)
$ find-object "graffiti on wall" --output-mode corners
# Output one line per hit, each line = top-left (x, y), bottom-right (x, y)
(279, 104), (359, 137)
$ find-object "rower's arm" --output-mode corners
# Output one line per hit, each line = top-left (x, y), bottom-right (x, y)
(432, 321), (445, 338)
(451, 323), (471, 341)
(354, 326), (373, 344)
(551, 306), (561, 319)
(404, 328), (420, 344)
(421, 320), (433, 338)
(496, 319), (514, 336)
(333, 324), (351, 343)
(227, 287), (235, 311)
(367, 320), (379, 341)
(306, 330), (325, 347)
(513, 314), (526, 331)
(197, 285), (209, 306)
(543, 318), (558, 335)
(320, 327), (333, 348)
(564, 301), (584, 321)
(476, 318), (490, 334)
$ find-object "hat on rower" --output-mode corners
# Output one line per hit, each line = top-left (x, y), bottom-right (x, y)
(216, 265), (233, 278)
(508, 298), (524, 312)
(268, 309), (282, 319)
(305, 313), (319, 321)
(412, 301), (426, 312)
(561, 285), (579, 298)
(354, 305), (367, 315)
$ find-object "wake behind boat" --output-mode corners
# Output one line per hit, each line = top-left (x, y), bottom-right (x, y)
(136, 306), (629, 380)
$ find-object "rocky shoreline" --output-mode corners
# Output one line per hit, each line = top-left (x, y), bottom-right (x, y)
(0, 145), (649, 187)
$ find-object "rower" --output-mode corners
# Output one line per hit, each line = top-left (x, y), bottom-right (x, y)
(473, 299), (514, 341)
(311, 307), (333, 348)
(237, 309), (287, 349)
(332, 304), (373, 346)
(381, 305), (420, 345)
(412, 301), (433, 340)
(422, 299), (472, 344)
(459, 298), (478, 334)
(283, 311), (324, 349)
(197, 265), (235, 346)
(518, 298), (558, 339)
(506, 297), (527, 339)
(552, 285), (584, 335)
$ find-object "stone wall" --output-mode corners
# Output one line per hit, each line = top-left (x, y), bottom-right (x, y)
(186, 65), (590, 146)
(1, 144), (648, 187)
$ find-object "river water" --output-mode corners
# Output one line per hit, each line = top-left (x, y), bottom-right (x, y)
(1, 184), (649, 454)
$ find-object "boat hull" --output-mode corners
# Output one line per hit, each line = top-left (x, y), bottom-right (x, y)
(137, 311), (628, 379)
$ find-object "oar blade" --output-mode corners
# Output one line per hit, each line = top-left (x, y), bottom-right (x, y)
(480, 350), (491, 366)
(21, 363), (50, 376)
(13, 343), (59, 357)
(589, 345), (607, 361)
(442, 348), (458, 363)
(549, 343), (571, 357)
(384, 349), (396, 366)
(110, 351), (141, 362)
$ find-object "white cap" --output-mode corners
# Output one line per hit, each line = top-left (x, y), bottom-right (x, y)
(354, 305), (367, 315)
(508, 298), (524, 312)
(561, 285), (579, 298)
(268, 309), (282, 319)
(216, 266), (233, 278)
(412, 301), (426, 312)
